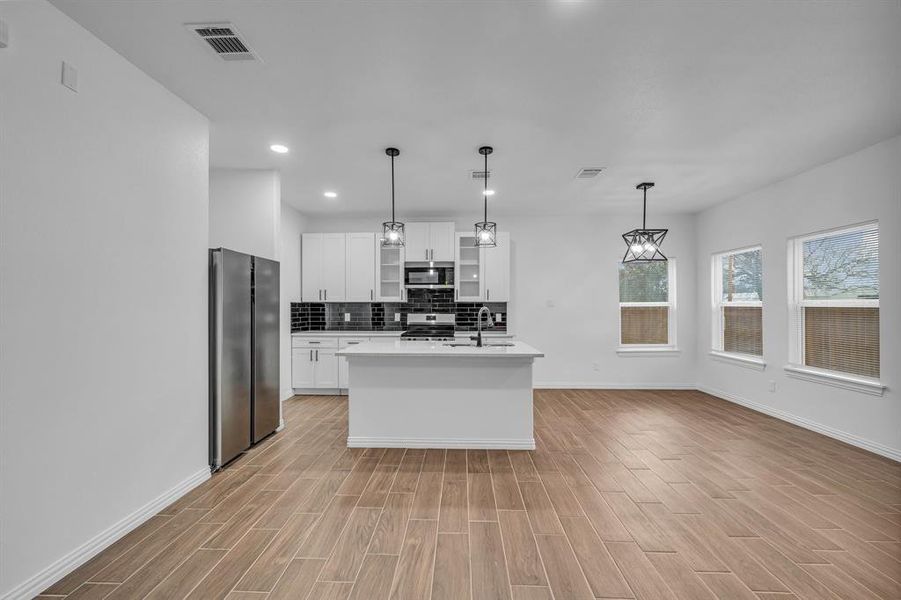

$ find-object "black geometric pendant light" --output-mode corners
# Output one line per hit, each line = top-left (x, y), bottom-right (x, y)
(622, 182), (668, 263)
(474, 145), (497, 248)
(381, 147), (405, 248)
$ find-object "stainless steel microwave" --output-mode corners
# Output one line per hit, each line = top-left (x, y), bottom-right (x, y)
(404, 265), (454, 289)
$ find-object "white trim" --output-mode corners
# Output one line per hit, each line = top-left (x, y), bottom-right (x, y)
(280, 387), (295, 401)
(276, 418), (285, 432)
(708, 351), (766, 371)
(783, 364), (885, 396)
(616, 347), (680, 357)
(1, 467), (211, 600)
(347, 436), (535, 450)
(533, 382), (695, 390)
(698, 384), (900, 462)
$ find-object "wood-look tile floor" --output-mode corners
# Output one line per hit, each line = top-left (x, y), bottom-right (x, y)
(40, 390), (901, 600)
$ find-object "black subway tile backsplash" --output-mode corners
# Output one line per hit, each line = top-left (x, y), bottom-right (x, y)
(291, 288), (506, 333)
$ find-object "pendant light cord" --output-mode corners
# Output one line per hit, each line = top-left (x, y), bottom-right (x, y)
(483, 150), (488, 222)
(390, 153), (396, 222)
(642, 186), (647, 230)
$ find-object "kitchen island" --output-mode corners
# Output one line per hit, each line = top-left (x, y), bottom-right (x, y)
(337, 340), (544, 449)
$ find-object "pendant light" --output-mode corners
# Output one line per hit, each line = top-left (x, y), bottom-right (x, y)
(474, 145), (497, 247)
(381, 147), (404, 247)
(621, 182), (668, 263)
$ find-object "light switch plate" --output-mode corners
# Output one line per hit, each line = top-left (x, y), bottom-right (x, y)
(394, 312), (401, 322)
(495, 313), (503, 323)
(61, 61), (78, 92)
(344, 312), (350, 322)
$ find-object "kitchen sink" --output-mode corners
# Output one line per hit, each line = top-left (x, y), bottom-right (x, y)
(443, 341), (515, 347)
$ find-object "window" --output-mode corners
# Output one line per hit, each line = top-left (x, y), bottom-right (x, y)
(788, 222), (879, 382)
(712, 247), (763, 358)
(618, 260), (676, 348)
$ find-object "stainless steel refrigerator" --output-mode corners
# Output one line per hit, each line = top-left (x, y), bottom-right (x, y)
(209, 248), (280, 469)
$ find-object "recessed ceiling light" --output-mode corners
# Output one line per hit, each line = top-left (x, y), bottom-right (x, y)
(270, 144), (289, 154)
(324, 191), (338, 198)
(482, 189), (495, 196)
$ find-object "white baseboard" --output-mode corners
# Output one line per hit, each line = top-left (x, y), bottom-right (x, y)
(1, 466), (211, 600)
(533, 382), (696, 390)
(347, 436), (535, 450)
(698, 384), (901, 462)
(280, 388), (294, 401)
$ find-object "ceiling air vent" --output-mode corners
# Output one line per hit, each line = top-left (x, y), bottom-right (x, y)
(471, 169), (491, 180)
(186, 23), (257, 61)
(575, 167), (605, 179)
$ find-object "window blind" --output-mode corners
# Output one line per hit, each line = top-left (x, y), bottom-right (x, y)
(795, 223), (879, 379)
(619, 261), (672, 346)
(713, 247), (763, 356)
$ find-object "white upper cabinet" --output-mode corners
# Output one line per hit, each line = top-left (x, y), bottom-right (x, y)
(405, 222), (455, 262)
(404, 223), (430, 262)
(483, 231), (510, 302)
(320, 233), (346, 301)
(455, 232), (484, 301)
(301, 233), (324, 302)
(302, 233), (346, 302)
(454, 231), (509, 302)
(376, 238), (406, 302)
(345, 233), (376, 301)
(429, 222), (455, 262)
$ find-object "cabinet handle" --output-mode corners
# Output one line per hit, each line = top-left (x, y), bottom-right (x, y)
(309, 350), (313, 361)
(371, 289), (374, 301)
(318, 289), (322, 301)
(324, 289), (327, 301)
(315, 349), (319, 361)
(487, 289), (490, 301)
(425, 249), (428, 260)
(309, 341), (321, 344)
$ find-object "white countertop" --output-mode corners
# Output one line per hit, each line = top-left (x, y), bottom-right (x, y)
(292, 330), (402, 337)
(337, 340), (543, 358)
(292, 330), (514, 338)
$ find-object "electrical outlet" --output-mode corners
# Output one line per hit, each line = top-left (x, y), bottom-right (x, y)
(495, 313), (503, 323)
(769, 380), (776, 393)
(61, 61), (78, 92)
(394, 312), (401, 322)
(546, 299), (555, 308)
(344, 312), (350, 322)
(592, 362), (600, 372)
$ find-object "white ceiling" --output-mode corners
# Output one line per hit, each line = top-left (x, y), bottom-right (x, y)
(51, 0), (901, 218)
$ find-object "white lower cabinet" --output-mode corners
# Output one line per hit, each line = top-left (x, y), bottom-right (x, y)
(292, 337), (340, 390)
(314, 349), (339, 388)
(294, 335), (397, 393)
(291, 348), (315, 388)
(338, 337), (369, 389)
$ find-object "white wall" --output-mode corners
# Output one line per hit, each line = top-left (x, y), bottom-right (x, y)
(303, 213), (698, 389)
(695, 135), (901, 459)
(210, 168), (281, 261)
(0, 2), (210, 598)
(280, 203), (307, 399)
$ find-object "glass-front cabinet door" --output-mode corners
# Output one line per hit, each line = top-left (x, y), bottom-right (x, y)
(455, 232), (484, 301)
(375, 239), (405, 301)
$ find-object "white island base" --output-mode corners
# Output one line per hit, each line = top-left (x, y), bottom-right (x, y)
(339, 341), (543, 449)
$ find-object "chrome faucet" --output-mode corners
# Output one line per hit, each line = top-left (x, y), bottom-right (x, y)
(472, 306), (494, 347)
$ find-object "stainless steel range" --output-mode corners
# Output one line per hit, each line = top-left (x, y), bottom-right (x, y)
(401, 313), (456, 341)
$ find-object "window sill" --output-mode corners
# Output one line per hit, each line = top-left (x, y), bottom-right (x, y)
(616, 347), (680, 357)
(783, 364), (885, 397)
(709, 351), (766, 371)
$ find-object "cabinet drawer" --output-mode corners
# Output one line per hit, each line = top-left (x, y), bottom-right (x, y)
(292, 336), (339, 349)
(339, 337), (370, 349)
